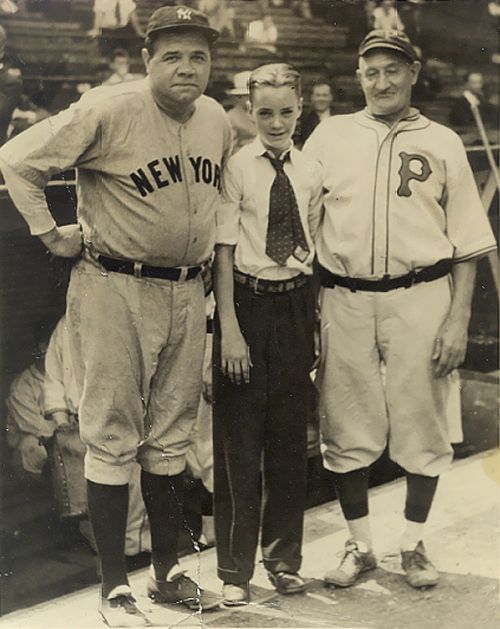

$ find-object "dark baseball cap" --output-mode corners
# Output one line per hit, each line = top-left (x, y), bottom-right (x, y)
(358, 30), (417, 62)
(145, 5), (220, 43)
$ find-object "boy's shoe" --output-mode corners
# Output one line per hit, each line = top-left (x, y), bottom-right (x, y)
(401, 541), (439, 588)
(267, 571), (306, 595)
(147, 570), (221, 611)
(324, 539), (377, 587)
(100, 586), (150, 627)
(222, 583), (250, 606)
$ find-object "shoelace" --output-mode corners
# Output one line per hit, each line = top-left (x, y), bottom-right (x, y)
(109, 594), (140, 614)
(405, 549), (430, 571)
(174, 574), (201, 600)
(337, 547), (361, 572)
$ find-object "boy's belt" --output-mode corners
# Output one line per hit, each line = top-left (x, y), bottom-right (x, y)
(234, 269), (309, 294)
(319, 259), (452, 293)
(97, 254), (203, 281)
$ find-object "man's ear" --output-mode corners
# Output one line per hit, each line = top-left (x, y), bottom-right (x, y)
(355, 68), (362, 85)
(410, 60), (422, 86)
(141, 47), (151, 72)
(246, 99), (253, 115)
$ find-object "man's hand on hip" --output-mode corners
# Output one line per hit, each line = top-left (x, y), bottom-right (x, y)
(39, 224), (83, 258)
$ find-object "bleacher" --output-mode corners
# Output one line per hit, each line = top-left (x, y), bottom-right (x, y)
(0, 0), (498, 616)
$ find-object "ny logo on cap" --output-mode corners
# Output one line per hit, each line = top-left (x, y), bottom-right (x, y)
(177, 7), (192, 20)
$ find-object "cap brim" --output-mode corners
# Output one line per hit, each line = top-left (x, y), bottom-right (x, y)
(360, 42), (415, 61)
(146, 23), (220, 43)
(226, 88), (249, 96)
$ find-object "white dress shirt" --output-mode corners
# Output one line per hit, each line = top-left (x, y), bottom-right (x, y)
(216, 136), (323, 280)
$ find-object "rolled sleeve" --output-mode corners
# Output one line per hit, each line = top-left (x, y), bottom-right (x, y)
(445, 136), (497, 261)
(216, 157), (242, 245)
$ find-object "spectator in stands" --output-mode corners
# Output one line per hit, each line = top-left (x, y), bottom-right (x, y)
(198, 0), (235, 38)
(226, 71), (257, 152)
(449, 71), (499, 129)
(371, 0), (405, 32)
(0, 25), (22, 145)
(291, 0), (312, 20)
(102, 48), (143, 85)
(411, 45), (441, 107)
(88, 0), (146, 56)
(0, 0), (18, 14)
(295, 81), (334, 147)
(244, 12), (278, 55)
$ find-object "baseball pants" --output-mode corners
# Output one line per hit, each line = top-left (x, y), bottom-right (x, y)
(318, 275), (455, 477)
(213, 280), (315, 585)
(66, 256), (206, 485)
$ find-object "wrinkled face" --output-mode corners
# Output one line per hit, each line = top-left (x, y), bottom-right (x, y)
(357, 50), (420, 118)
(249, 85), (302, 155)
(111, 56), (130, 77)
(142, 31), (211, 110)
(311, 84), (332, 113)
(466, 73), (483, 95)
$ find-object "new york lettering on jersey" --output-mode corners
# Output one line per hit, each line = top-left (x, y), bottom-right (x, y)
(129, 154), (221, 197)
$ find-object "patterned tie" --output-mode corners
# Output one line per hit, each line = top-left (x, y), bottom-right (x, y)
(264, 152), (310, 266)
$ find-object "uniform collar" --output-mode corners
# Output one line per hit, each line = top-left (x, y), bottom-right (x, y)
(354, 107), (431, 132)
(250, 136), (297, 164)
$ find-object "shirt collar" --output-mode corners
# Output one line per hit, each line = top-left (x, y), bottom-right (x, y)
(354, 106), (430, 132)
(250, 136), (296, 164)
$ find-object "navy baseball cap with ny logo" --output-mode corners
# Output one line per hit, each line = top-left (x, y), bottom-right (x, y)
(145, 5), (220, 43)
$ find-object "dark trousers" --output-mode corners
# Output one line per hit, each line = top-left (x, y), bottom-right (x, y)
(213, 280), (315, 584)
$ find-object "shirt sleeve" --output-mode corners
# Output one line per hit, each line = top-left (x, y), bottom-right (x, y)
(0, 98), (102, 234)
(5, 371), (53, 440)
(444, 134), (497, 262)
(302, 123), (324, 165)
(216, 156), (242, 246)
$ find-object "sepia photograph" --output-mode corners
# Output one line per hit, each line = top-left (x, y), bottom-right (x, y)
(0, 0), (498, 627)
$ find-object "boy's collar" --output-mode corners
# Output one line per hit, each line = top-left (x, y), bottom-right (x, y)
(251, 136), (296, 162)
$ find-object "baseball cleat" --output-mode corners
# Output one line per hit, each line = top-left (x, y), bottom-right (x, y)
(100, 586), (150, 627)
(222, 582), (250, 606)
(267, 571), (306, 595)
(401, 541), (439, 588)
(324, 539), (377, 588)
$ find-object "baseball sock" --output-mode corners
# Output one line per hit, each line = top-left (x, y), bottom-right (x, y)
(141, 470), (184, 581)
(332, 468), (372, 549)
(400, 472), (439, 550)
(86, 480), (129, 599)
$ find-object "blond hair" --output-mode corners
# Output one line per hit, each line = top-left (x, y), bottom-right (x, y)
(248, 63), (302, 102)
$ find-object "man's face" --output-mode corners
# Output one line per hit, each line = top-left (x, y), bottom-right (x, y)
(466, 73), (483, 96)
(111, 56), (130, 78)
(311, 84), (332, 113)
(357, 51), (420, 118)
(249, 85), (302, 155)
(142, 31), (211, 110)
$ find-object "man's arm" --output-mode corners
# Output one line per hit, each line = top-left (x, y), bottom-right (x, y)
(213, 244), (252, 385)
(432, 259), (476, 377)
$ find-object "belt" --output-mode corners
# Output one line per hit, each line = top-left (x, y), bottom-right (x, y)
(319, 259), (452, 293)
(234, 269), (309, 294)
(97, 254), (203, 281)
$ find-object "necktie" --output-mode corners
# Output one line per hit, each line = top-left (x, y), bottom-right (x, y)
(265, 152), (310, 266)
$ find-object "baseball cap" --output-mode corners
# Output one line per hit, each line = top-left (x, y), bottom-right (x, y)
(358, 30), (417, 62)
(145, 5), (220, 44)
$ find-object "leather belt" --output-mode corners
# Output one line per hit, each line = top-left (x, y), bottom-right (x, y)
(234, 269), (309, 294)
(319, 259), (452, 293)
(97, 254), (203, 281)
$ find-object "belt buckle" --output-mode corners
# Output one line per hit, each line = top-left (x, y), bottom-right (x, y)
(252, 276), (265, 295)
(133, 261), (143, 278)
(178, 267), (188, 282)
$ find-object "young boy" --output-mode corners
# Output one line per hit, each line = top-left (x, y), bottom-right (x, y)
(213, 63), (323, 606)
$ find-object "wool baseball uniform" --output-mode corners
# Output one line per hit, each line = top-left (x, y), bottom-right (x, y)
(0, 77), (233, 484)
(303, 108), (496, 476)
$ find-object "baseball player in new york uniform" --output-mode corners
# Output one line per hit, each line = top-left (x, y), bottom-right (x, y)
(303, 30), (497, 590)
(0, 5), (232, 626)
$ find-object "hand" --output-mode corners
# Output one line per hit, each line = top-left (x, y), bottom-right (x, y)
(19, 434), (48, 475)
(202, 379), (213, 404)
(432, 315), (469, 378)
(221, 328), (252, 385)
(39, 224), (83, 258)
(50, 411), (77, 433)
